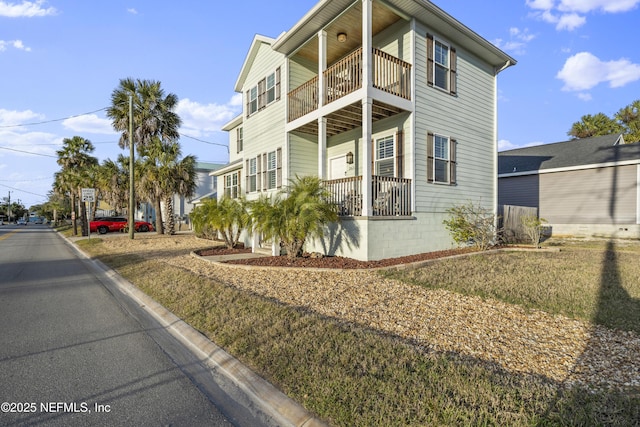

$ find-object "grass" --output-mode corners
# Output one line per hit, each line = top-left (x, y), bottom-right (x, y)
(79, 237), (640, 426)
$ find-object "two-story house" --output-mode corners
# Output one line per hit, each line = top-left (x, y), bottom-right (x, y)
(213, 0), (515, 261)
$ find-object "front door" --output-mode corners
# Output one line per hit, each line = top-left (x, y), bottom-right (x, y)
(329, 155), (347, 180)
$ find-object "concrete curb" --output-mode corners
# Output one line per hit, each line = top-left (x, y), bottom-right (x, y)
(63, 233), (328, 427)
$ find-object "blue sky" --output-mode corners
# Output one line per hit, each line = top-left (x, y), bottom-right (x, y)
(2, 0), (640, 208)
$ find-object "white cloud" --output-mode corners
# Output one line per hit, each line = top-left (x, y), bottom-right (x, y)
(577, 92), (593, 101)
(557, 52), (640, 91)
(127, 8), (137, 15)
(498, 139), (519, 151)
(62, 114), (115, 135)
(0, 39), (32, 52)
(0, 0), (56, 17)
(0, 128), (60, 156)
(527, 0), (639, 30)
(558, 0), (640, 13)
(0, 108), (43, 125)
(176, 97), (241, 136)
(493, 27), (535, 55)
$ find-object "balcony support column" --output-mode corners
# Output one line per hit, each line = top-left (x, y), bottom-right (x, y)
(318, 117), (327, 179)
(318, 30), (327, 108)
(362, 0), (372, 93)
(361, 97), (372, 216)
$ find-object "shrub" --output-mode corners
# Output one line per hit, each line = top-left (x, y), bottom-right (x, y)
(520, 215), (547, 248)
(443, 201), (499, 251)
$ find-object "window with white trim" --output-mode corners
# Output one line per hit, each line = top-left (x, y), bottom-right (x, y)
(266, 72), (276, 104)
(428, 132), (456, 185)
(248, 87), (258, 115)
(225, 172), (239, 199)
(375, 135), (395, 177)
(236, 127), (243, 153)
(267, 151), (277, 189)
(434, 40), (449, 91)
(248, 157), (257, 192)
(434, 135), (449, 183)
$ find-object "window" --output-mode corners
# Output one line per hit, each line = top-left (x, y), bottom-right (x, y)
(427, 133), (456, 185)
(259, 148), (281, 190)
(225, 172), (239, 199)
(266, 72), (276, 104)
(267, 151), (277, 189)
(434, 40), (449, 90)
(248, 157), (257, 192)
(236, 127), (243, 153)
(246, 67), (280, 117)
(248, 87), (258, 115)
(427, 33), (457, 95)
(375, 135), (395, 177)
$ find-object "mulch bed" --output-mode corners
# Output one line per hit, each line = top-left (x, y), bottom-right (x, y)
(223, 246), (480, 269)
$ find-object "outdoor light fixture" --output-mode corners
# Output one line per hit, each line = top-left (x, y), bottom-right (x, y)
(346, 151), (354, 164)
(337, 32), (347, 43)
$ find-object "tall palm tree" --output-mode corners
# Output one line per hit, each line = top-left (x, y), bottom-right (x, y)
(106, 78), (183, 231)
(55, 136), (98, 235)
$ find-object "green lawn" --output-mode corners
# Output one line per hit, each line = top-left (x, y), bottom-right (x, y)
(79, 237), (640, 426)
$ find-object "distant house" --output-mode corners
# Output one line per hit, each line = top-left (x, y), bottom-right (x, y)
(213, 0), (515, 260)
(498, 134), (640, 238)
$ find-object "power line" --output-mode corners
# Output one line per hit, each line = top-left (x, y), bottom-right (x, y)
(0, 107), (109, 128)
(0, 182), (47, 198)
(180, 133), (229, 152)
(0, 146), (57, 158)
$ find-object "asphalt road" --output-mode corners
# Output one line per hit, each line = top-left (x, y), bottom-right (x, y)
(0, 224), (273, 427)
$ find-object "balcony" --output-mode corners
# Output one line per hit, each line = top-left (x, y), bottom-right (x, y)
(288, 48), (411, 123)
(324, 175), (412, 217)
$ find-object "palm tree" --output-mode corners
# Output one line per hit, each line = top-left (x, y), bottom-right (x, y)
(568, 113), (623, 139)
(615, 99), (640, 143)
(190, 196), (250, 248)
(250, 175), (338, 258)
(106, 78), (182, 230)
(55, 136), (98, 235)
(95, 155), (134, 215)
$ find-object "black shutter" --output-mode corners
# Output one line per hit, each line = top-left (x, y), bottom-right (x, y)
(427, 132), (434, 183)
(426, 33), (434, 87)
(276, 148), (282, 188)
(395, 130), (403, 178)
(450, 47), (457, 96)
(449, 138), (457, 185)
(275, 67), (281, 101)
(245, 159), (250, 192)
(245, 90), (250, 118)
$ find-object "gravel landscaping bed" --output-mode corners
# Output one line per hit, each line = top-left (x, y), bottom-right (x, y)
(89, 234), (640, 392)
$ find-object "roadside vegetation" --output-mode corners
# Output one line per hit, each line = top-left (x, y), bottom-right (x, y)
(77, 236), (640, 426)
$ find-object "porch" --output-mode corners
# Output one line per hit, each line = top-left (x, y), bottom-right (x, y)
(288, 47), (412, 127)
(324, 175), (412, 217)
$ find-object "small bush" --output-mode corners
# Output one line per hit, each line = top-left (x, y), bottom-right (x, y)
(443, 201), (499, 251)
(521, 215), (547, 248)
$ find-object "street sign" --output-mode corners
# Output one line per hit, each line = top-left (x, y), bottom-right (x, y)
(82, 188), (95, 202)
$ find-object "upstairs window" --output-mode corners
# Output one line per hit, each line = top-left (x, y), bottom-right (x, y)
(246, 67), (280, 117)
(427, 34), (457, 95)
(236, 127), (243, 153)
(248, 157), (257, 192)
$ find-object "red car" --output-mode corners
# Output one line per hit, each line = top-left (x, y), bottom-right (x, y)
(89, 216), (154, 234)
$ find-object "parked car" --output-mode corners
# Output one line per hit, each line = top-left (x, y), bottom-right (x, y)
(89, 216), (154, 234)
(17, 218), (27, 225)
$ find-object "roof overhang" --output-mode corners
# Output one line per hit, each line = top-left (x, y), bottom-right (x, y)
(272, 0), (516, 71)
(234, 34), (276, 93)
(210, 158), (243, 176)
(221, 114), (243, 131)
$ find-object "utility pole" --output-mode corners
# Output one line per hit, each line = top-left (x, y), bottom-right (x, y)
(7, 191), (12, 222)
(128, 94), (135, 240)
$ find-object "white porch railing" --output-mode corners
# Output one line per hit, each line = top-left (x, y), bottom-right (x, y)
(324, 175), (412, 217)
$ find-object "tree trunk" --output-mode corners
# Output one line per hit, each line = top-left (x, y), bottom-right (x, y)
(154, 197), (164, 234)
(71, 193), (78, 236)
(80, 200), (88, 236)
(165, 196), (175, 235)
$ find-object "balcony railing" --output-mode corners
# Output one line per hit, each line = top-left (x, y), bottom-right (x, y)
(288, 48), (411, 122)
(324, 175), (412, 217)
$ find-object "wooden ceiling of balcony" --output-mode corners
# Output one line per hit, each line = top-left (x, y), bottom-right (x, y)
(295, 1), (402, 66)
(292, 100), (403, 137)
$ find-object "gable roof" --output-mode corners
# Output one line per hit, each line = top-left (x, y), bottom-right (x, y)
(234, 34), (276, 92)
(498, 134), (640, 176)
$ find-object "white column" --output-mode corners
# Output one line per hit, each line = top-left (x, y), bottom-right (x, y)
(361, 0), (373, 216)
(318, 30), (327, 108)
(362, 98), (372, 216)
(319, 117), (327, 179)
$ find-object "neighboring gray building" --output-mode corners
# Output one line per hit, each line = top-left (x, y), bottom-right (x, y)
(498, 134), (640, 238)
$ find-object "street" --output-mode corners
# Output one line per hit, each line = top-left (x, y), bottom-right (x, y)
(0, 225), (272, 426)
